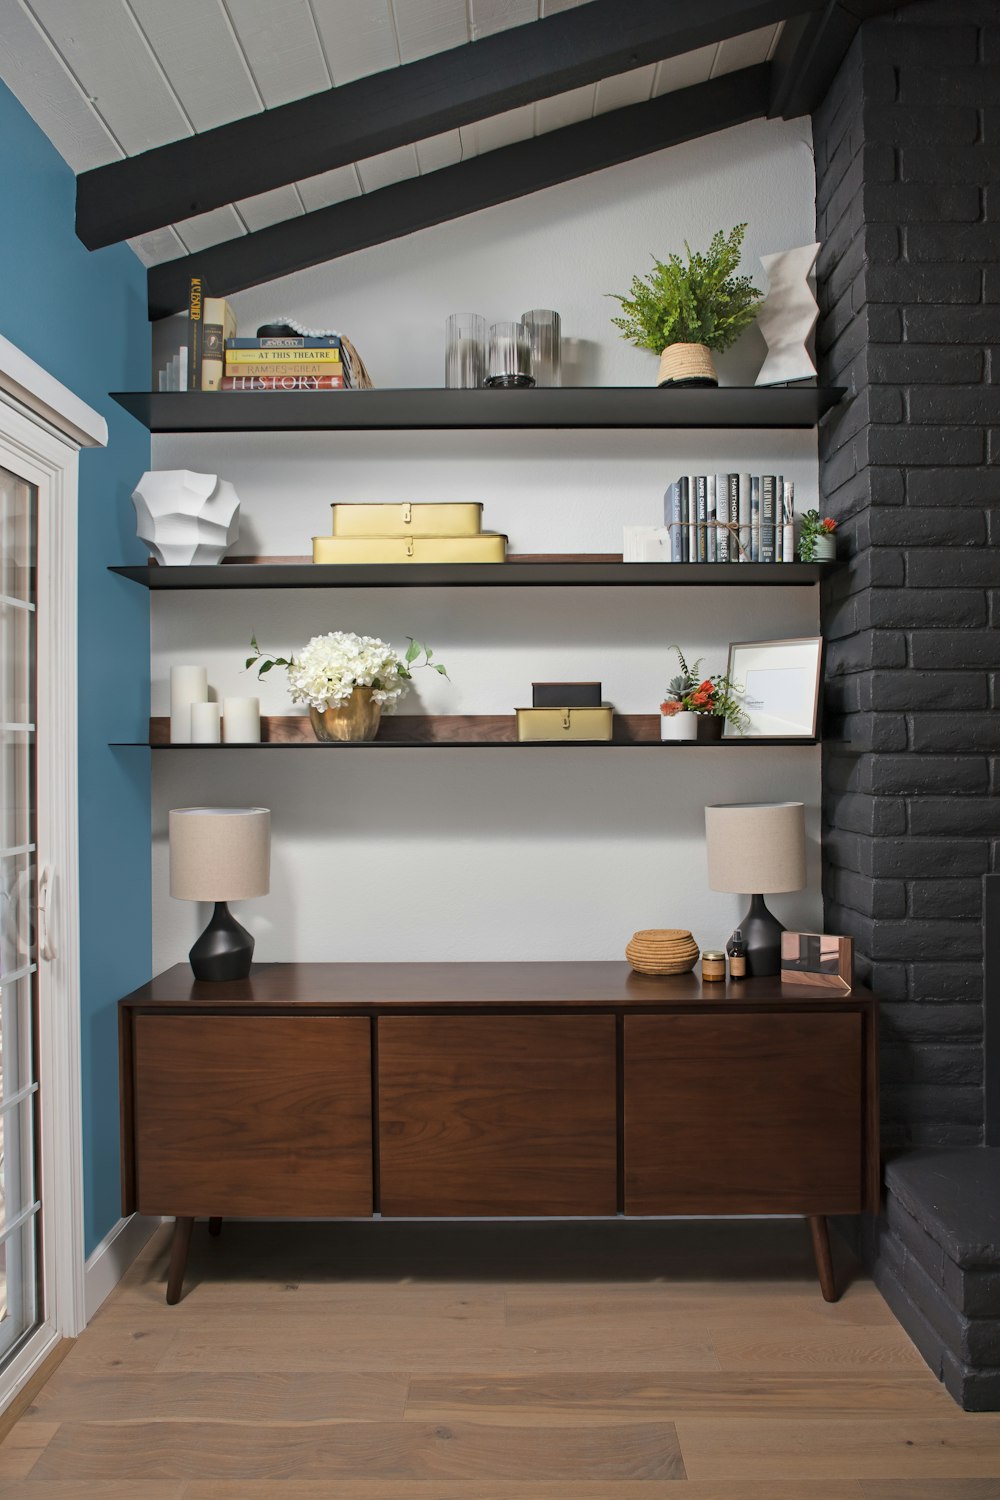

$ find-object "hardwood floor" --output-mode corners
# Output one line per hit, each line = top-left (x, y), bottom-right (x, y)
(0, 1218), (998, 1495)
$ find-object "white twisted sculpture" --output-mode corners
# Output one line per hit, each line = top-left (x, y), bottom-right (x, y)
(755, 242), (820, 387)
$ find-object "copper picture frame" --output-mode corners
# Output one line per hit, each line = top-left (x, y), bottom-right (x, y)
(780, 931), (854, 991)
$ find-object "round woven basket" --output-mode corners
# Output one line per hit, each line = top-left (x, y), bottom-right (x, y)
(626, 927), (700, 976)
(657, 343), (718, 388)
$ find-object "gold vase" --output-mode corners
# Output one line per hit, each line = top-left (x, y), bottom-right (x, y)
(657, 343), (718, 388)
(309, 686), (382, 742)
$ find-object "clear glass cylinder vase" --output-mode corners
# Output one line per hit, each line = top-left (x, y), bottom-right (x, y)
(486, 321), (534, 388)
(520, 309), (561, 387)
(445, 313), (487, 389)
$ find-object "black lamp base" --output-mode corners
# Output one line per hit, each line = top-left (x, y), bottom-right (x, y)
(728, 893), (785, 977)
(189, 901), (254, 982)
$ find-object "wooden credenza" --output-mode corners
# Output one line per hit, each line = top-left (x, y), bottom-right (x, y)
(119, 962), (880, 1303)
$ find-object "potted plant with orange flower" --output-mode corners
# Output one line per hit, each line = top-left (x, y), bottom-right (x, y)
(799, 509), (837, 562)
(660, 647), (749, 742)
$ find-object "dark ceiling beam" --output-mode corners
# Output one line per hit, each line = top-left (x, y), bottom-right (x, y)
(147, 64), (771, 320)
(79, 0), (821, 250)
(769, 0), (923, 119)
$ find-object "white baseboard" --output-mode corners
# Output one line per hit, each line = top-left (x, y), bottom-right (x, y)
(84, 1213), (164, 1324)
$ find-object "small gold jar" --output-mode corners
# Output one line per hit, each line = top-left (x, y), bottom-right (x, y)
(701, 951), (727, 983)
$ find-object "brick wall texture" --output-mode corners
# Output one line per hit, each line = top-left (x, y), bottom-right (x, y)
(814, 0), (999, 1148)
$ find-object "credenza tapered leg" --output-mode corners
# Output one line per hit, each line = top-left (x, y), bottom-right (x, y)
(208, 1217), (223, 1238)
(166, 1216), (194, 1305)
(809, 1215), (838, 1302)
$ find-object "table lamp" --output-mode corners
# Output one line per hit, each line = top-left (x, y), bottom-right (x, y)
(704, 801), (806, 976)
(169, 807), (270, 981)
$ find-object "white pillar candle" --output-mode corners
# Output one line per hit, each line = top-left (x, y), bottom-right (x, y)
(170, 665), (208, 744)
(222, 696), (261, 743)
(190, 701), (221, 743)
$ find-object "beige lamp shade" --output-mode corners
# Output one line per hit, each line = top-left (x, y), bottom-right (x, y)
(169, 807), (270, 902)
(705, 801), (806, 894)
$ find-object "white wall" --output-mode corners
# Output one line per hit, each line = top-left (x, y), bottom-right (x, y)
(151, 115), (823, 970)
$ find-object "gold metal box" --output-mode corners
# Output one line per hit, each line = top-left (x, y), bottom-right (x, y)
(313, 532), (507, 564)
(330, 502), (484, 537)
(515, 706), (614, 742)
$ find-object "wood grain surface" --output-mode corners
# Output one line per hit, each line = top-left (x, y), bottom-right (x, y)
(4, 1219), (999, 1493)
(377, 1015), (617, 1216)
(132, 1015), (372, 1216)
(623, 1013), (864, 1214)
(119, 960), (879, 1011)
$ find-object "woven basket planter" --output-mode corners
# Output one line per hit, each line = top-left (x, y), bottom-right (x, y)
(626, 927), (700, 976)
(657, 343), (718, 388)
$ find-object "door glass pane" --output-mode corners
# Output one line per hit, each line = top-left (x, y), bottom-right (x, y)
(0, 467), (40, 1359)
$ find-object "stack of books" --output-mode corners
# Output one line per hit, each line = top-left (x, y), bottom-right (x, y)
(624, 474), (797, 563)
(312, 502), (507, 564)
(665, 473), (796, 563)
(222, 334), (350, 392)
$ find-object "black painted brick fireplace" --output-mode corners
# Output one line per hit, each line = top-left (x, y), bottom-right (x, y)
(813, 0), (1000, 1409)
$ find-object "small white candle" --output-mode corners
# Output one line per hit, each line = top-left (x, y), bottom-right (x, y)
(222, 696), (261, 743)
(170, 665), (207, 745)
(190, 701), (221, 743)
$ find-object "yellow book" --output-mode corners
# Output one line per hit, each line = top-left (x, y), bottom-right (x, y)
(201, 298), (237, 391)
(312, 533), (506, 564)
(225, 348), (342, 365)
(331, 502), (483, 537)
(516, 707), (614, 742)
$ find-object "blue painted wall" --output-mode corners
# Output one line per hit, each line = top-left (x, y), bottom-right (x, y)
(0, 80), (151, 1255)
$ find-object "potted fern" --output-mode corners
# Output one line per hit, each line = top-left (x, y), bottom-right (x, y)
(611, 224), (762, 388)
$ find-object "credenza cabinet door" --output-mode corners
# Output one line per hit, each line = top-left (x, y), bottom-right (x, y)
(132, 1015), (373, 1217)
(624, 1012), (864, 1216)
(378, 1015), (617, 1216)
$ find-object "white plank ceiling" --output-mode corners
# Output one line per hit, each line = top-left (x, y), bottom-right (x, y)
(0, 0), (783, 265)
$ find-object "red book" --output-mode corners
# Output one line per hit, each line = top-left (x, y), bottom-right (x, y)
(220, 374), (346, 391)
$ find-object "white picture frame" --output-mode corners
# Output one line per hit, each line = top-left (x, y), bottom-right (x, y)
(724, 637), (823, 739)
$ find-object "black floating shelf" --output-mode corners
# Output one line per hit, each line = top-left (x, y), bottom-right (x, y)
(111, 738), (819, 750)
(110, 560), (834, 590)
(110, 386), (845, 434)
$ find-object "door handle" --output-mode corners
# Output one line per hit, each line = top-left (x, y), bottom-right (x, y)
(38, 865), (55, 962)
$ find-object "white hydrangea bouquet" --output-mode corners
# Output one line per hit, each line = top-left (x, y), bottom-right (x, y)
(246, 630), (446, 712)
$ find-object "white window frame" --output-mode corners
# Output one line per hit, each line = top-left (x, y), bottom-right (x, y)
(0, 334), (106, 1406)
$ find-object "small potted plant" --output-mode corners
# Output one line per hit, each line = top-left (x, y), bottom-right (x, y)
(799, 509), (837, 562)
(660, 646), (749, 741)
(246, 631), (447, 742)
(610, 224), (763, 388)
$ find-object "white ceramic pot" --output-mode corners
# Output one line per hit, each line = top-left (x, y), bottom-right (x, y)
(661, 710), (698, 741)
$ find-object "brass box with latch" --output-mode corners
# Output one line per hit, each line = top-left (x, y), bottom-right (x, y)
(313, 533), (507, 563)
(330, 502), (484, 537)
(515, 706), (614, 742)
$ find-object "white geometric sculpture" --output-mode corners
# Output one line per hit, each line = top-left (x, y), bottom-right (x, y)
(131, 470), (241, 566)
(754, 243), (821, 387)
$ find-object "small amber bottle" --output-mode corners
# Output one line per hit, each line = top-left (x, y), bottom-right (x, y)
(728, 928), (747, 980)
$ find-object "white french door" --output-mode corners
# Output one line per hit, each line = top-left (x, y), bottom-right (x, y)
(0, 463), (42, 1363)
(0, 365), (90, 1407)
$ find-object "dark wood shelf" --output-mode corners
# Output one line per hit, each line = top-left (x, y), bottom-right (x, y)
(111, 558), (834, 590)
(110, 385), (845, 433)
(113, 714), (819, 749)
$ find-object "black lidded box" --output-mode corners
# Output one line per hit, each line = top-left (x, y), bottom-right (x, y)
(531, 681), (603, 708)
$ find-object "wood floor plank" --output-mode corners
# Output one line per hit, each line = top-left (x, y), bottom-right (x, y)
(405, 1370), (956, 1422)
(0, 1422), (58, 1480)
(29, 1419), (685, 1482)
(0, 1484), (184, 1499)
(178, 1483), (866, 1499)
(710, 1323), (924, 1371)
(57, 1328), (178, 1375)
(28, 1371), (409, 1423)
(151, 1315), (719, 1374)
(862, 1484), (1000, 1499)
(505, 1286), (898, 1328)
(676, 1417), (1000, 1480)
